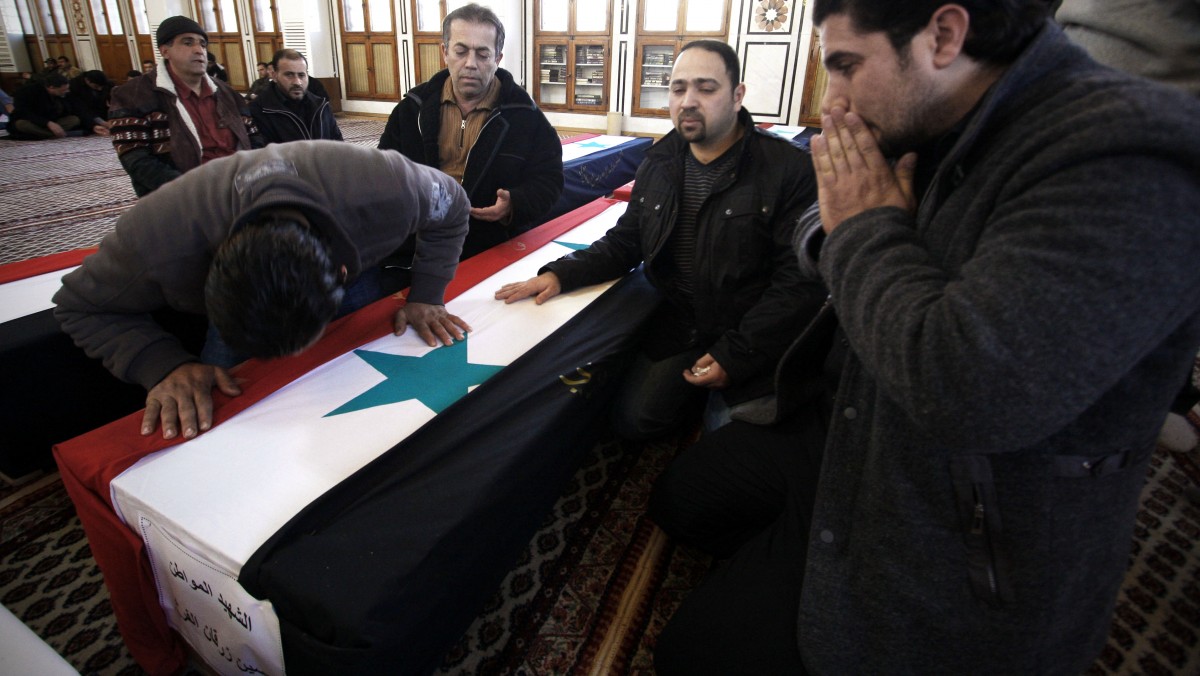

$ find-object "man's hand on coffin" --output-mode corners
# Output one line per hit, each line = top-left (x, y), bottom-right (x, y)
(142, 363), (243, 440)
(681, 353), (730, 388)
(494, 272), (562, 305)
(394, 301), (472, 347)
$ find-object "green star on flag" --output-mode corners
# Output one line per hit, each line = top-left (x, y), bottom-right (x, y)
(325, 338), (503, 416)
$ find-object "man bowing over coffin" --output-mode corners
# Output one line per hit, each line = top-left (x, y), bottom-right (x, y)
(54, 141), (472, 442)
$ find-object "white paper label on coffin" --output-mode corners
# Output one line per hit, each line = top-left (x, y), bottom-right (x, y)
(140, 514), (284, 676)
(109, 203), (627, 674)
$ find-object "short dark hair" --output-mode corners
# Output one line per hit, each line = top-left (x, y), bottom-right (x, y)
(82, 70), (109, 87)
(271, 49), (308, 69)
(42, 73), (69, 87)
(442, 3), (505, 55)
(679, 40), (741, 89)
(205, 215), (344, 359)
(257, 61), (270, 68)
(812, 0), (1049, 65)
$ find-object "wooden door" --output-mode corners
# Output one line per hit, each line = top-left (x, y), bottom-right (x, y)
(411, 0), (446, 85)
(87, 0), (134, 82)
(250, 0), (282, 66)
(195, 0), (249, 89)
(121, 0), (155, 73)
(338, 0), (400, 100)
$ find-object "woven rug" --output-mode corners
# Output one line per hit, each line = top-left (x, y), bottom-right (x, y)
(3, 420), (1200, 675)
(0, 433), (697, 676)
(0, 115), (387, 265)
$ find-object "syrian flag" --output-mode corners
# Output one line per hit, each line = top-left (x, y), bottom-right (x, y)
(55, 199), (659, 675)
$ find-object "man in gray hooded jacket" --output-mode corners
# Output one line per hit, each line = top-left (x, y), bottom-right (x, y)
(55, 142), (471, 443)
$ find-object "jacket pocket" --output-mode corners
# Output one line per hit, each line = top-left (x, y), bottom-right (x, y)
(948, 455), (1013, 608)
(710, 196), (772, 279)
(636, 189), (676, 258)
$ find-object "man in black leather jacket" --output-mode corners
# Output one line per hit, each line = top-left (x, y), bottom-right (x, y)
(249, 49), (342, 144)
(496, 40), (824, 439)
(378, 3), (562, 260)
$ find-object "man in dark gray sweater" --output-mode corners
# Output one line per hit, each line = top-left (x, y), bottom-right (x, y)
(55, 142), (471, 442)
(651, 1), (1200, 674)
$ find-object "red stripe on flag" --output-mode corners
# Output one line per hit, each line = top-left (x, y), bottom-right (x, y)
(0, 248), (98, 284)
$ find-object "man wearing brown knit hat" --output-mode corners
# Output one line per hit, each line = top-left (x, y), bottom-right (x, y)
(108, 15), (262, 196)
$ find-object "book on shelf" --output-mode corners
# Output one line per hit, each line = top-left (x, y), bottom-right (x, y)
(577, 45), (605, 64)
(539, 45), (564, 64)
(574, 94), (602, 105)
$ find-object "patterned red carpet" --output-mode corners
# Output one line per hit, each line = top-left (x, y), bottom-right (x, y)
(0, 433), (704, 675)
(4, 426), (1200, 675)
(3, 116), (1199, 676)
(0, 115), (388, 264)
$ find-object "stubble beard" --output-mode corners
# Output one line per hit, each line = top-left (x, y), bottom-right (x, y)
(875, 51), (941, 158)
(675, 113), (707, 143)
(454, 72), (490, 103)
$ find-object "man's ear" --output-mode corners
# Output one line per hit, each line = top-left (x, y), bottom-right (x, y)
(929, 4), (970, 68)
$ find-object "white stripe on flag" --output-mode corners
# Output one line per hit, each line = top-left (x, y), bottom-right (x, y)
(560, 135), (643, 163)
(0, 267), (79, 324)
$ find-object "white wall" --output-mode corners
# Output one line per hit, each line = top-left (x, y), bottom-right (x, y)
(277, 1), (335, 78)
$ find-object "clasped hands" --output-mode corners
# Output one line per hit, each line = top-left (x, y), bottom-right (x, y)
(811, 105), (918, 234)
